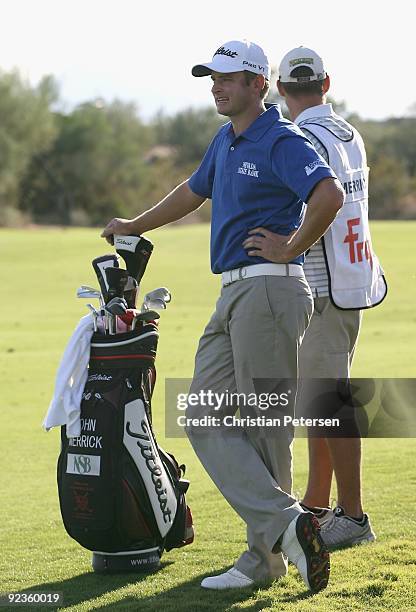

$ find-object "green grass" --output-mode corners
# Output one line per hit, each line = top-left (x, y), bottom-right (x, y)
(0, 222), (415, 611)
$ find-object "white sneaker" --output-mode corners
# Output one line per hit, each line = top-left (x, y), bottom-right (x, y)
(321, 506), (376, 551)
(201, 567), (254, 590)
(280, 512), (330, 592)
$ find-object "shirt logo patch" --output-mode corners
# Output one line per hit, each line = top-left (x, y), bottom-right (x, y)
(304, 159), (327, 176)
(238, 161), (259, 178)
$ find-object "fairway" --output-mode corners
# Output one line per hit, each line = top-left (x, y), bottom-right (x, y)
(0, 222), (415, 611)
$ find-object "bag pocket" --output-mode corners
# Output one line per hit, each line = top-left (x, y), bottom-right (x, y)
(58, 393), (119, 550)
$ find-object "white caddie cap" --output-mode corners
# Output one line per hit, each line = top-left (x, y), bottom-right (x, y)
(192, 39), (270, 80)
(279, 46), (327, 83)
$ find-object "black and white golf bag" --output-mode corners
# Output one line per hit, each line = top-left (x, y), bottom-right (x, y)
(57, 321), (194, 573)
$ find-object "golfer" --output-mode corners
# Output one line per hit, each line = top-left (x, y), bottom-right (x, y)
(102, 39), (344, 591)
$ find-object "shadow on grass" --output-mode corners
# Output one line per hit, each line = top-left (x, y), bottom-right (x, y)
(15, 561), (173, 609)
(91, 566), (317, 612)
(17, 563), (317, 611)
(15, 561), (322, 612)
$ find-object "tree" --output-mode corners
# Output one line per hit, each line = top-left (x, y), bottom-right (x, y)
(20, 99), (152, 224)
(151, 107), (223, 164)
(4, 65), (416, 226)
(0, 71), (58, 225)
(356, 116), (416, 217)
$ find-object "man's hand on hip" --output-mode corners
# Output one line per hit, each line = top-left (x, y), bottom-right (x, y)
(243, 227), (296, 263)
(243, 178), (344, 262)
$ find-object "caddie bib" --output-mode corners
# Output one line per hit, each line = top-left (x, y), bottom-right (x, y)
(299, 115), (387, 309)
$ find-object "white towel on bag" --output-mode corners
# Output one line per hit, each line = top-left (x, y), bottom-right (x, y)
(43, 313), (94, 438)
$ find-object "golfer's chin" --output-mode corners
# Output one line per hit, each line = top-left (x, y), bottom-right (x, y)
(215, 102), (232, 117)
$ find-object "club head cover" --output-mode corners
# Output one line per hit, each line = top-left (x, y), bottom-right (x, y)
(113, 234), (154, 283)
(123, 276), (139, 309)
(92, 254), (119, 303)
(105, 267), (129, 302)
(119, 308), (139, 326)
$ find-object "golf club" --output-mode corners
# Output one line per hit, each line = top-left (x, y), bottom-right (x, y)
(123, 276), (139, 309)
(105, 296), (128, 316)
(86, 303), (99, 332)
(76, 286), (103, 306)
(132, 310), (160, 330)
(92, 254), (120, 304)
(105, 267), (129, 301)
(142, 287), (172, 312)
(113, 235), (153, 284)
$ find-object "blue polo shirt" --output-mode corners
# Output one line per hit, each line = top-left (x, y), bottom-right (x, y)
(188, 105), (336, 273)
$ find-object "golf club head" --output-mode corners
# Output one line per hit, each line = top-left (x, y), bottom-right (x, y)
(145, 287), (171, 303)
(92, 254), (119, 303)
(86, 303), (99, 331)
(137, 310), (160, 321)
(105, 296), (128, 316)
(143, 298), (167, 311)
(113, 235), (153, 284)
(76, 287), (102, 301)
(142, 287), (172, 311)
(105, 267), (129, 302)
(86, 303), (100, 315)
(132, 310), (160, 329)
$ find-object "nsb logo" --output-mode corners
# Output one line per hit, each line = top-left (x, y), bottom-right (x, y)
(343, 218), (373, 269)
(66, 453), (101, 476)
(73, 455), (91, 474)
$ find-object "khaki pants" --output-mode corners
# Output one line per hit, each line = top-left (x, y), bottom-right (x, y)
(185, 275), (313, 581)
(299, 297), (362, 378)
(297, 296), (362, 435)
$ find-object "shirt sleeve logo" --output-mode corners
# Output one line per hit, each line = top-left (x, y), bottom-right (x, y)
(304, 159), (327, 176)
(238, 161), (259, 178)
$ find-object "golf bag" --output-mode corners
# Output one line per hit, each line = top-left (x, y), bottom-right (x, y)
(57, 321), (194, 572)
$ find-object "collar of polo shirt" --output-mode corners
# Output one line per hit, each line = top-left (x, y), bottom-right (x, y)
(227, 105), (283, 142)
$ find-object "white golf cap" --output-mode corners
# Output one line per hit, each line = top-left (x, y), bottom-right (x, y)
(279, 46), (327, 83)
(192, 39), (270, 80)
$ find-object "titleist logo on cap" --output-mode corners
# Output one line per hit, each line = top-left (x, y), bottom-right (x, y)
(214, 46), (238, 58)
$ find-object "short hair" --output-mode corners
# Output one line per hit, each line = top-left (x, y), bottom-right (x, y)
(280, 66), (325, 97)
(244, 70), (270, 99)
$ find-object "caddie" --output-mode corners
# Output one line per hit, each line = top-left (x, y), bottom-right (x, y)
(273, 46), (387, 550)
